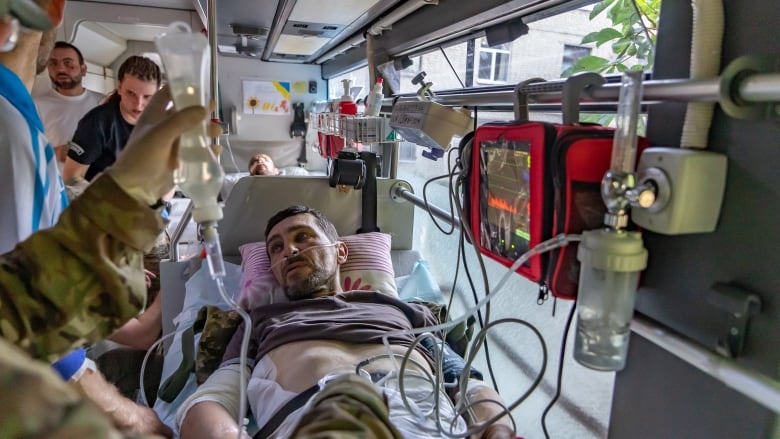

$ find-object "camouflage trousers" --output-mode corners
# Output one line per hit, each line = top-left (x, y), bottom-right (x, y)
(289, 374), (404, 439)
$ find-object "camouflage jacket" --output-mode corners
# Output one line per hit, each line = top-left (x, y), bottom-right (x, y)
(0, 174), (166, 362)
(0, 337), (159, 438)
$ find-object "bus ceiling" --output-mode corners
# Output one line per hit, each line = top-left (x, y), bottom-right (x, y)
(63, 0), (594, 76)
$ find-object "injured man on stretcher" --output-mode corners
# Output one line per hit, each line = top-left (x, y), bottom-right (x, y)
(176, 205), (515, 439)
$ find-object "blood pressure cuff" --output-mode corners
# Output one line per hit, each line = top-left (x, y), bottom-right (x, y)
(419, 337), (483, 384)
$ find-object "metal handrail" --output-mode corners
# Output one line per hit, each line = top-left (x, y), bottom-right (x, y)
(391, 184), (461, 229)
(168, 199), (193, 261)
(386, 72), (780, 108)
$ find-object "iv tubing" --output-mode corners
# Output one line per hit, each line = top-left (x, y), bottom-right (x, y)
(202, 224), (252, 437)
(214, 276), (252, 438)
(138, 330), (177, 407)
(381, 233), (580, 343)
(202, 225), (226, 278)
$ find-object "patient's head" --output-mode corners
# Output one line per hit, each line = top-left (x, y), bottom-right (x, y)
(249, 153), (279, 176)
(265, 205), (348, 300)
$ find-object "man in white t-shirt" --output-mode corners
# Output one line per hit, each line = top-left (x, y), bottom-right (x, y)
(34, 41), (103, 165)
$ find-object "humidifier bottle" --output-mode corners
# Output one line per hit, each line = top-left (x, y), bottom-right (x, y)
(573, 228), (647, 371)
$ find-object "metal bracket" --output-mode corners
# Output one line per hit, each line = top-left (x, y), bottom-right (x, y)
(512, 77), (546, 122)
(719, 56), (780, 121)
(389, 180), (413, 203)
(562, 72), (606, 125)
(707, 283), (762, 358)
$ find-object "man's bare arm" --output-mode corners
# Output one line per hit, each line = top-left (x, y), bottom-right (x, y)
(177, 364), (249, 439)
(180, 401), (250, 439)
(108, 290), (163, 350)
(75, 368), (172, 437)
(62, 157), (89, 182)
(456, 380), (515, 439)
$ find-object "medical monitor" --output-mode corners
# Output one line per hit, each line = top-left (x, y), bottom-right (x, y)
(479, 139), (531, 262)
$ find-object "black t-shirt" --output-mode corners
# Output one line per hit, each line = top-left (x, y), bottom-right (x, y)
(68, 96), (133, 181)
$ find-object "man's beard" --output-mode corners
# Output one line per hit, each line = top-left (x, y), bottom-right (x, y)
(283, 256), (334, 301)
(51, 74), (80, 90)
(35, 30), (56, 75)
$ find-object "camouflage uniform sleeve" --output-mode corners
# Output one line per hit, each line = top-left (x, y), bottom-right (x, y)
(0, 174), (166, 362)
(0, 338), (159, 439)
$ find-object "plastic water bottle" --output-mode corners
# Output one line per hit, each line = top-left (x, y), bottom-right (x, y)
(365, 77), (384, 116)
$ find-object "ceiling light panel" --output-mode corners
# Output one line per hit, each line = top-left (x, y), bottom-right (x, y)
(274, 34), (331, 55)
(289, 0), (382, 25)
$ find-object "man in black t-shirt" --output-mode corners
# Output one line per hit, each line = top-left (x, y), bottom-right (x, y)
(63, 55), (161, 182)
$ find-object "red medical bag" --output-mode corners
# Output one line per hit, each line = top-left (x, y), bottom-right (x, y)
(465, 120), (646, 300)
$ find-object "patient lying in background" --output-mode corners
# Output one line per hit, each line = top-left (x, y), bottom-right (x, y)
(248, 153), (309, 176)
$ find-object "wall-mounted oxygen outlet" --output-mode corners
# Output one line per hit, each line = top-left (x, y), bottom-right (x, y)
(631, 147), (728, 234)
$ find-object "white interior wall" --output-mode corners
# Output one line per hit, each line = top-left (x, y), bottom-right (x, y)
(217, 55), (329, 172)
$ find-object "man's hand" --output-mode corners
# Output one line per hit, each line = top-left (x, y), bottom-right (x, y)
(457, 380), (516, 439)
(76, 368), (173, 437)
(108, 85), (208, 205)
(122, 402), (173, 438)
(143, 269), (156, 289)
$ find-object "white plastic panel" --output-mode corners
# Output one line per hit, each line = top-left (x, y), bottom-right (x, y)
(219, 176), (415, 256)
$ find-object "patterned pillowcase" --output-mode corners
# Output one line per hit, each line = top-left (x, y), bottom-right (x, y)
(238, 232), (397, 308)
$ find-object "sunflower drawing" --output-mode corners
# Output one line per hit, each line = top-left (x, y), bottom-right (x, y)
(247, 96), (260, 114)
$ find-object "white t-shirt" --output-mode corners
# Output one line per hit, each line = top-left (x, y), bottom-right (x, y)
(33, 86), (104, 147)
(0, 66), (67, 253)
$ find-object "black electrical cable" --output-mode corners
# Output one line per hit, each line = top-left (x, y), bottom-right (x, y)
(459, 231), (500, 393)
(541, 301), (577, 439)
(439, 46), (465, 88)
(449, 142), (500, 393)
(422, 172), (457, 235)
(459, 317), (549, 437)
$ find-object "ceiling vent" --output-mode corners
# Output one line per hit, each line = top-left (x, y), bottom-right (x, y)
(228, 23), (268, 58)
(230, 23), (269, 39)
(283, 21), (343, 38)
(235, 42), (262, 57)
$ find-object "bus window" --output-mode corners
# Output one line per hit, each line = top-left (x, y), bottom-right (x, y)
(397, 2), (658, 93)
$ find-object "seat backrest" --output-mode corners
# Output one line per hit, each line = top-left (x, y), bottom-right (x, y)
(219, 176), (415, 260)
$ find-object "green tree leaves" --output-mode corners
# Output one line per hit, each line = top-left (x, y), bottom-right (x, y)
(562, 0), (660, 77)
